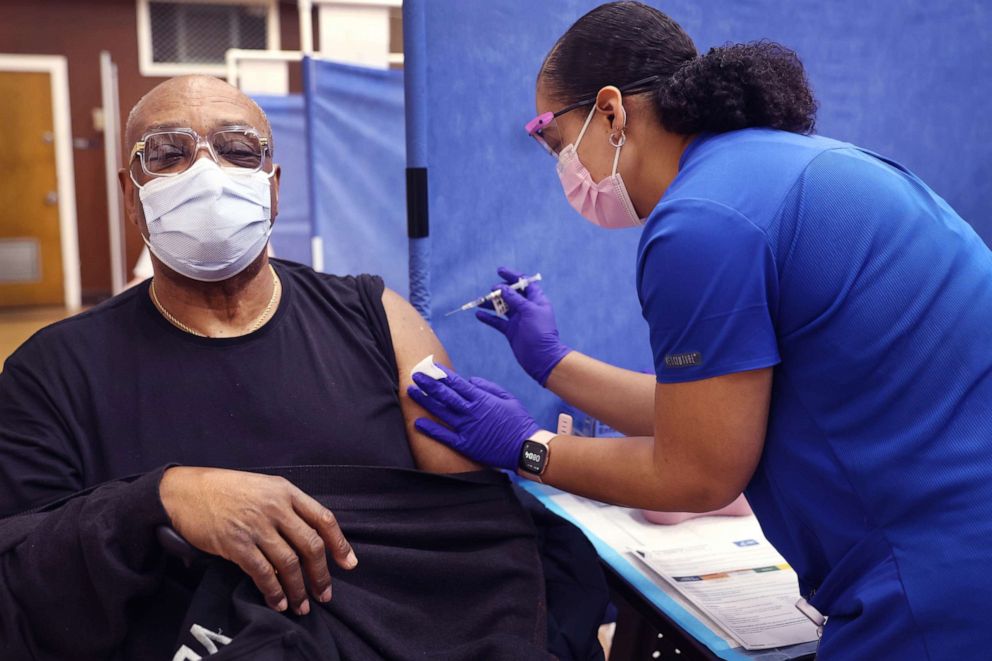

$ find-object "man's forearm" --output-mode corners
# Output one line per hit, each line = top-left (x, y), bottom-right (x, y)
(544, 352), (656, 436)
(0, 468), (171, 660)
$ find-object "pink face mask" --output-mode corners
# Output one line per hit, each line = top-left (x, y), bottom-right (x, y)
(556, 105), (643, 229)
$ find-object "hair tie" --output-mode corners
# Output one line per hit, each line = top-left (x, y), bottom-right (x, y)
(672, 56), (698, 78)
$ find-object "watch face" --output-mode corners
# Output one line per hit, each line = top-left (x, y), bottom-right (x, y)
(519, 440), (548, 474)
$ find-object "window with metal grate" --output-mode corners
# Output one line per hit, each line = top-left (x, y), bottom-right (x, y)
(137, 0), (278, 77)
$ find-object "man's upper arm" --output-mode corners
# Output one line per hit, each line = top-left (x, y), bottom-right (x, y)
(380, 288), (481, 473)
(0, 352), (82, 516)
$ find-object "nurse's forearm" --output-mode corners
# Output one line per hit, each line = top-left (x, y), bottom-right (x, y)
(545, 352), (656, 436)
(538, 434), (727, 512)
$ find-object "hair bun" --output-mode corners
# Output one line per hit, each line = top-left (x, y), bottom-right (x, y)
(656, 41), (817, 135)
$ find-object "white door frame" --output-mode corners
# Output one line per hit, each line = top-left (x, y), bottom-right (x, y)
(100, 51), (126, 295)
(0, 54), (81, 310)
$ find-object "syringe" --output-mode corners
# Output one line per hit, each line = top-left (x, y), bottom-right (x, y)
(445, 273), (542, 316)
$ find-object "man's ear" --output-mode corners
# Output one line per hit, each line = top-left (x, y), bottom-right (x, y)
(118, 168), (137, 228)
(595, 85), (625, 135)
(270, 163), (281, 222)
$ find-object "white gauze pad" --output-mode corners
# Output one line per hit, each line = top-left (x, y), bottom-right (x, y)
(410, 354), (446, 383)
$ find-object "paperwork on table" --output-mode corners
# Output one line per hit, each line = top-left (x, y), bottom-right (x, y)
(550, 493), (819, 651)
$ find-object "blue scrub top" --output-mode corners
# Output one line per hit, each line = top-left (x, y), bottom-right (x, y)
(636, 128), (992, 658)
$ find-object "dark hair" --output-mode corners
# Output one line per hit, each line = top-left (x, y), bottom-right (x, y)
(540, 1), (817, 135)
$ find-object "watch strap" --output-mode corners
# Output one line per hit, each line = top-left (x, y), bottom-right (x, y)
(528, 430), (556, 446)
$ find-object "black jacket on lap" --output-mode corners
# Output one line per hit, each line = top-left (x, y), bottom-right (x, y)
(0, 465), (607, 660)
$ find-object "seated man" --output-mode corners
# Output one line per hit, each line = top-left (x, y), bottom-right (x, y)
(0, 76), (604, 660)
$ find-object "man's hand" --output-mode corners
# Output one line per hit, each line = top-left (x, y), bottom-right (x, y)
(159, 467), (358, 615)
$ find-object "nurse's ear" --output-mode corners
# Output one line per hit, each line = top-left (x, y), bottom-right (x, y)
(594, 85), (626, 141)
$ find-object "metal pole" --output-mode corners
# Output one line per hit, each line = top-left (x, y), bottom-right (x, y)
(302, 56), (321, 270)
(403, 0), (430, 318)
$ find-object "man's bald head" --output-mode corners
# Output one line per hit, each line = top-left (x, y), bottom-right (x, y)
(119, 74), (281, 260)
(125, 75), (272, 151)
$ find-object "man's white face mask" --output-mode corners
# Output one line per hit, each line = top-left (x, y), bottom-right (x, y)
(131, 157), (275, 282)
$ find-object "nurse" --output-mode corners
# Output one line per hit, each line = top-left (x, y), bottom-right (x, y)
(409, 1), (992, 657)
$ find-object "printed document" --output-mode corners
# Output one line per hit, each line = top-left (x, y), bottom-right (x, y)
(549, 493), (819, 650)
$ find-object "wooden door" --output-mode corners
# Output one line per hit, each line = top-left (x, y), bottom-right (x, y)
(0, 70), (63, 307)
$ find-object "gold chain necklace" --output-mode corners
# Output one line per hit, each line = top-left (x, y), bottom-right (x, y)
(149, 265), (281, 337)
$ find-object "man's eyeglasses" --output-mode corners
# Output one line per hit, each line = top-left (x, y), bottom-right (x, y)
(524, 76), (660, 157)
(129, 126), (271, 177)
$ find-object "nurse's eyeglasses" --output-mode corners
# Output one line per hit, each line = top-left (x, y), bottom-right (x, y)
(129, 126), (272, 178)
(524, 76), (661, 158)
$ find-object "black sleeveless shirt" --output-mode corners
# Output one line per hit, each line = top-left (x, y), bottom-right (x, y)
(0, 259), (414, 516)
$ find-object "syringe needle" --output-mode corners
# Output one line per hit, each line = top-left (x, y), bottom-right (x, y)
(445, 273), (543, 317)
(444, 301), (475, 316)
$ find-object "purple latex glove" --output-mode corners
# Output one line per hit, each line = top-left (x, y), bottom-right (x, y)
(475, 267), (572, 386)
(408, 365), (540, 471)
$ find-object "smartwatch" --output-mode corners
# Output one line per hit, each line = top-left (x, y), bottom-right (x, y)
(517, 430), (556, 482)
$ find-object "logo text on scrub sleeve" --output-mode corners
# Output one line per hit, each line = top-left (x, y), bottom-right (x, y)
(664, 351), (703, 368)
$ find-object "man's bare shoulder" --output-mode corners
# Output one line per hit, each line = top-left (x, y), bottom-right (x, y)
(379, 288), (480, 473)
(380, 288), (432, 342)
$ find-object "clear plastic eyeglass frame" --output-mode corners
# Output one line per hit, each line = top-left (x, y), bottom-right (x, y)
(128, 126), (272, 178)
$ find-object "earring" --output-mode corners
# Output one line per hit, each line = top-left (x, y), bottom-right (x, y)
(610, 105), (628, 147)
